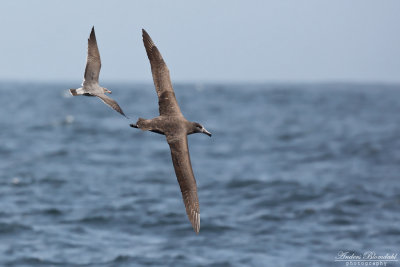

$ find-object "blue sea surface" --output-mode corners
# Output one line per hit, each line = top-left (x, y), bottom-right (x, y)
(0, 82), (399, 266)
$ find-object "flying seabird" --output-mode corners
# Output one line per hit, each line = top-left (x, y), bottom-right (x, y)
(130, 29), (212, 234)
(69, 27), (126, 117)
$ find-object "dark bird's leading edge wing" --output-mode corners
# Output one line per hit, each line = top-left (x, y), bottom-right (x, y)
(142, 29), (182, 117)
(83, 27), (101, 86)
(167, 134), (200, 234)
(95, 94), (126, 117)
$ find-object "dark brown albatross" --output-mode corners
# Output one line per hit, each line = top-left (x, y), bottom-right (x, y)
(130, 29), (211, 234)
(69, 27), (126, 117)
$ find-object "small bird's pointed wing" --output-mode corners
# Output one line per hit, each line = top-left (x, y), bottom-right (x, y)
(142, 29), (182, 116)
(94, 94), (127, 117)
(167, 134), (200, 234)
(83, 27), (101, 86)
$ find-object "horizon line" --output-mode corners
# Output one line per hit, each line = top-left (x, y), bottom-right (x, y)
(0, 79), (399, 86)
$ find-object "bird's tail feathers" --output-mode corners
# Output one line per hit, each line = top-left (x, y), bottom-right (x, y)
(69, 88), (84, 96)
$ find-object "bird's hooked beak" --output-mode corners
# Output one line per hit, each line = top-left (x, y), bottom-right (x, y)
(106, 90), (112, 94)
(202, 127), (212, 137)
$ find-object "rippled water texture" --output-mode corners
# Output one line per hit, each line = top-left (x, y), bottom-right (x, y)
(0, 82), (400, 266)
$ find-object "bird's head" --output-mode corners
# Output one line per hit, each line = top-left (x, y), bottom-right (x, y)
(191, 122), (212, 137)
(102, 87), (112, 94)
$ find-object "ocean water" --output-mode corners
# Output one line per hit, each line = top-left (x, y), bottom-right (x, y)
(0, 82), (399, 266)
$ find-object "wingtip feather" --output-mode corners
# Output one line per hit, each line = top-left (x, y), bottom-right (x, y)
(121, 111), (128, 119)
(192, 212), (200, 234)
(142, 30), (162, 63)
(89, 26), (96, 41)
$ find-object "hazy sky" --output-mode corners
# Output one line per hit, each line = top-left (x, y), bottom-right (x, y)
(0, 1), (399, 83)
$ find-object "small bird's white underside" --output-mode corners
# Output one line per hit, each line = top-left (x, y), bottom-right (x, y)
(74, 82), (103, 95)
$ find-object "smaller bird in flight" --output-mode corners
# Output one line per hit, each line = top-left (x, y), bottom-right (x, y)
(69, 27), (126, 117)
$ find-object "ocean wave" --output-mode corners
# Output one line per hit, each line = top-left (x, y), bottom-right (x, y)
(0, 222), (33, 234)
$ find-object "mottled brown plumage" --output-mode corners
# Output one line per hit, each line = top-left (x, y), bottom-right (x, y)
(131, 29), (211, 234)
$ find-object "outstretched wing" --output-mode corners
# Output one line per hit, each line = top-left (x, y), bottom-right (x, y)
(95, 94), (126, 117)
(142, 29), (182, 116)
(83, 27), (101, 86)
(167, 134), (200, 234)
